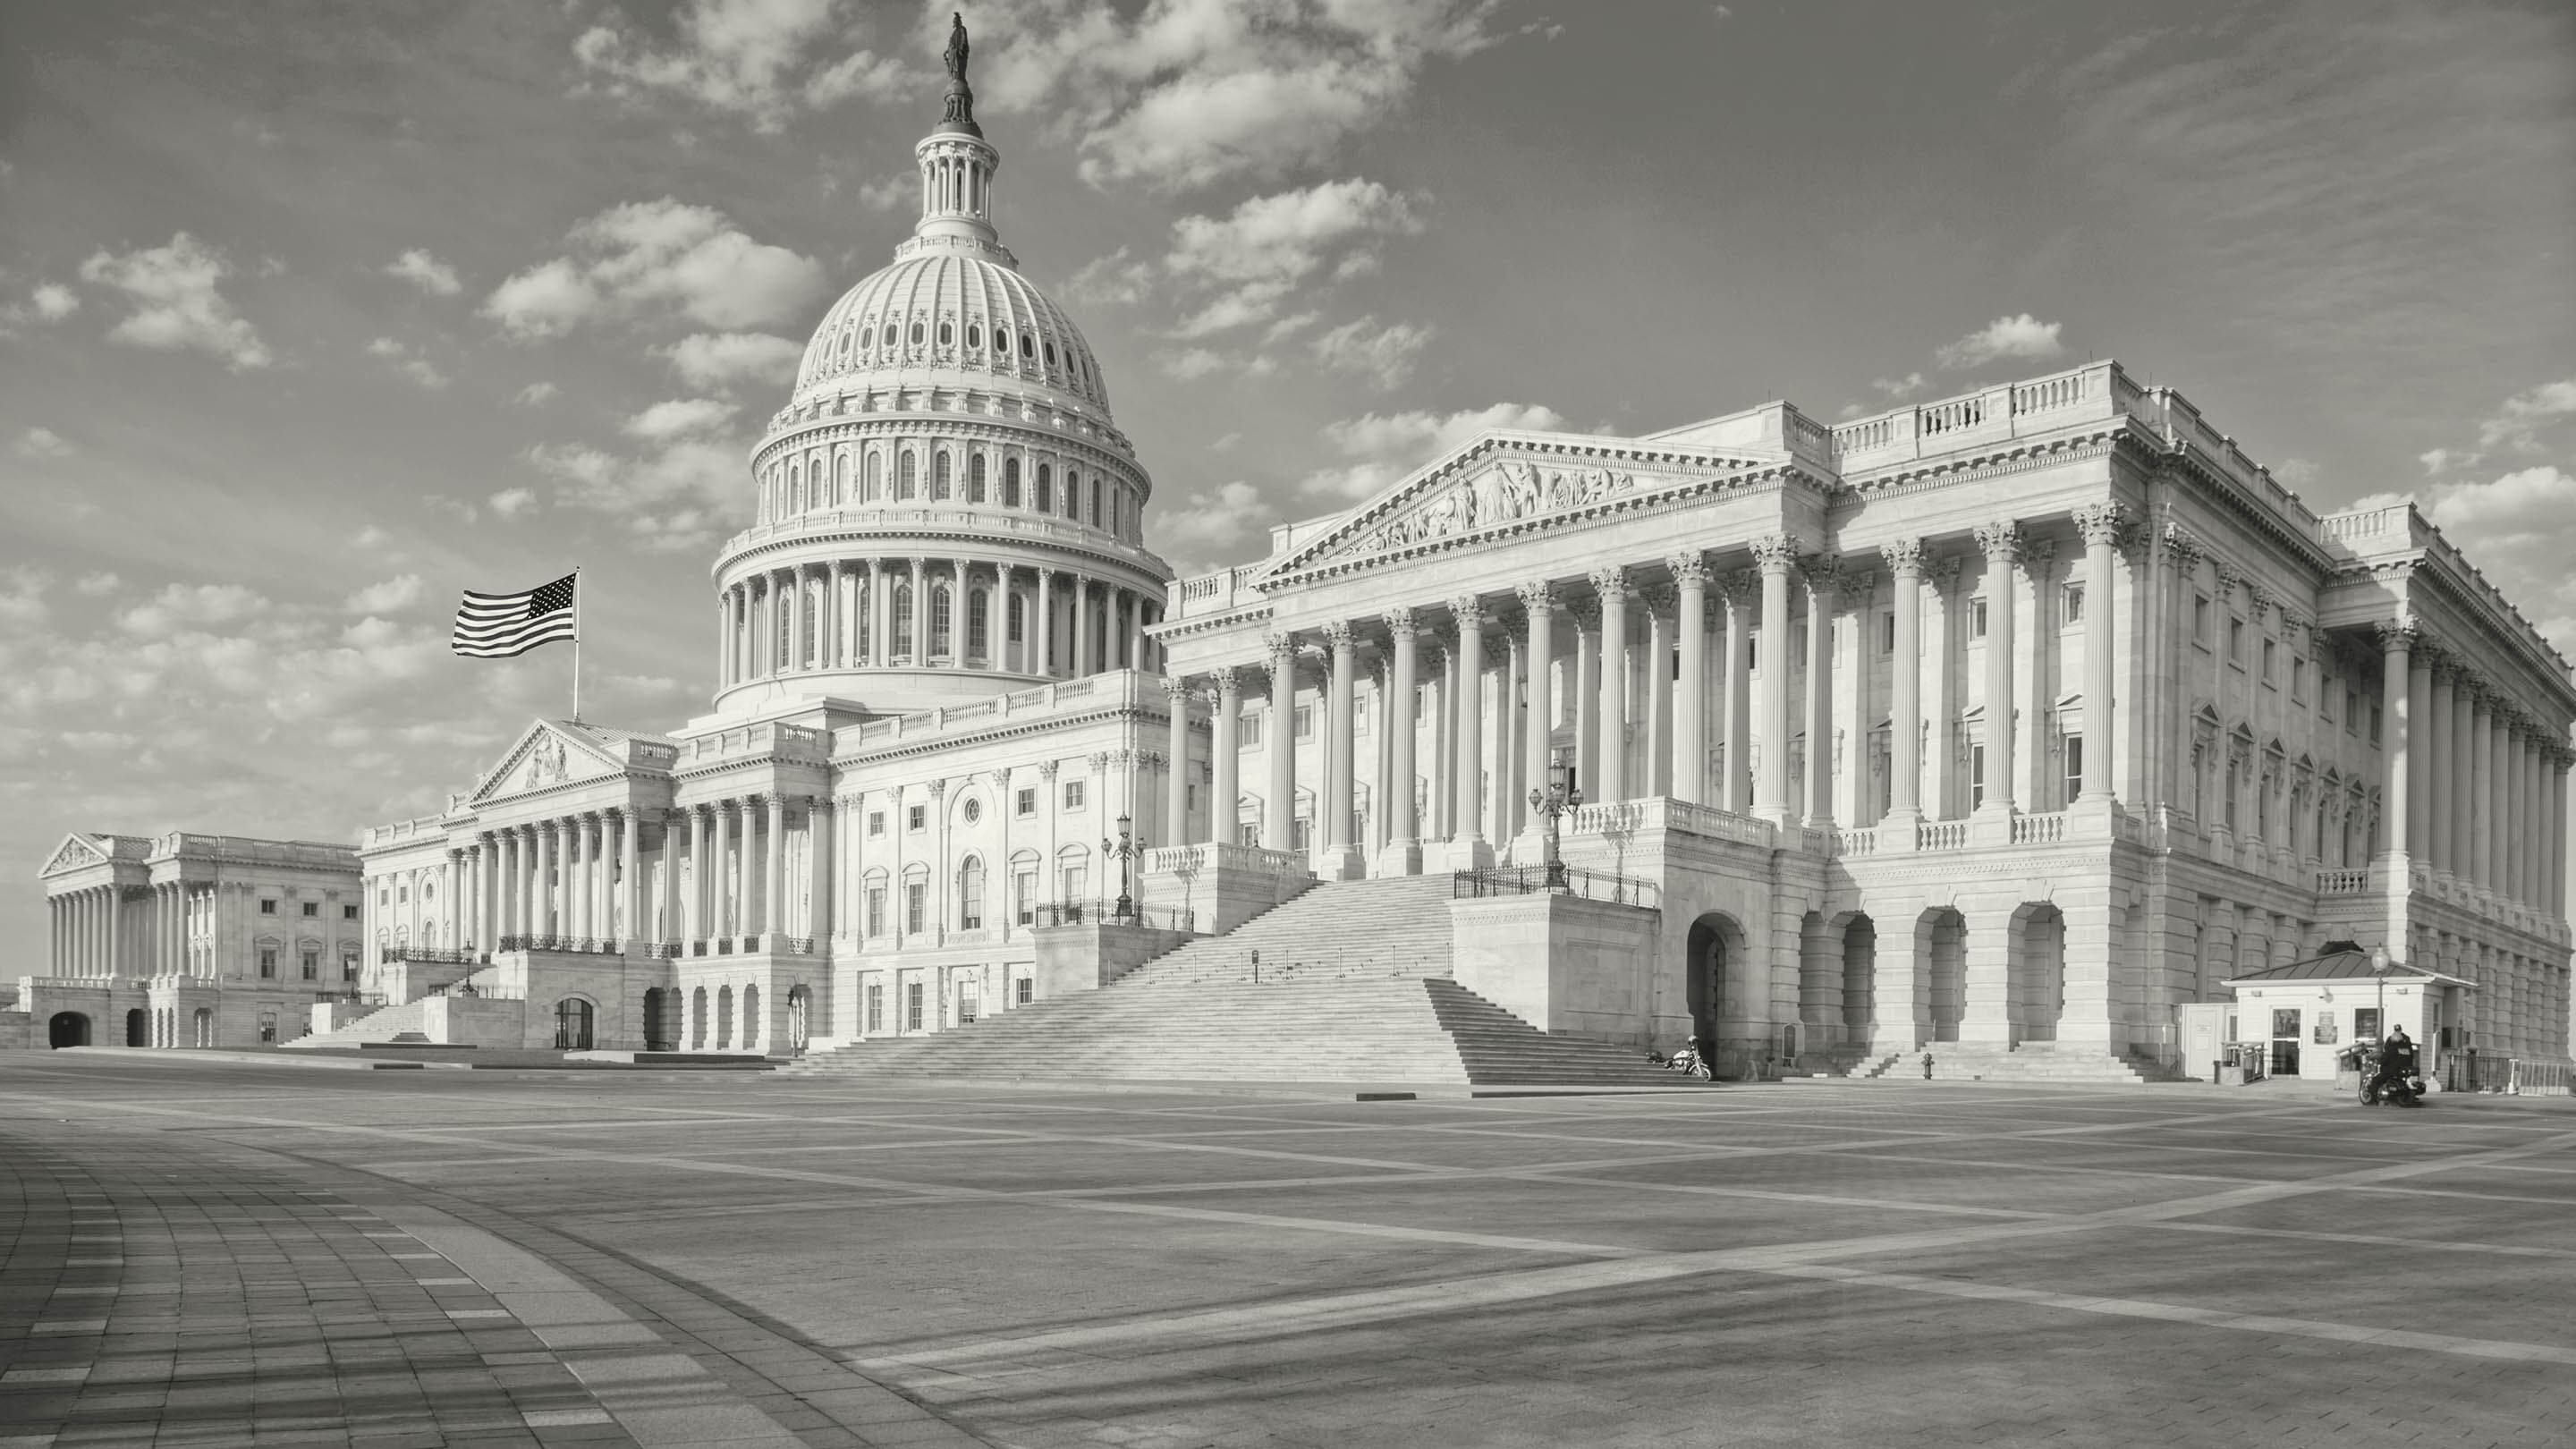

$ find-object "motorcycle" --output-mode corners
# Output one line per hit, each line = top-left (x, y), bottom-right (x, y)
(2352, 1043), (2425, 1107)
(1648, 1044), (1713, 1080)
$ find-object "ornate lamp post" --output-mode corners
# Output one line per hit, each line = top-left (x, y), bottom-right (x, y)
(2370, 941), (2394, 1039)
(1525, 760), (1583, 891)
(1102, 812), (1143, 923)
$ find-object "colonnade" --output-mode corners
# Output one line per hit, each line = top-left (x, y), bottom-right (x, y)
(2379, 625), (2572, 913)
(46, 882), (229, 979)
(716, 560), (1158, 687)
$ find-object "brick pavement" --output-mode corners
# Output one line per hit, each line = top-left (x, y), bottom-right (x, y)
(5, 1057), (2576, 1448)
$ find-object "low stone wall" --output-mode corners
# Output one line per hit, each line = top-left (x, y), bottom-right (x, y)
(419, 994), (529, 1047)
(1034, 921), (1196, 999)
(1448, 893), (1664, 1046)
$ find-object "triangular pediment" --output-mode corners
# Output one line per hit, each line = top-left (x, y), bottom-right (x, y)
(41, 833), (106, 876)
(1263, 429), (1791, 581)
(470, 720), (636, 805)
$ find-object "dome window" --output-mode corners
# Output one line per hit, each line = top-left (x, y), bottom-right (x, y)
(910, 320), (925, 346)
(933, 451), (953, 500)
(882, 324), (897, 348)
(1019, 330), (1034, 360)
(938, 321), (954, 347)
(898, 452), (919, 500)
(1003, 457), (1021, 506)
(1036, 463), (1052, 512)
(968, 453), (987, 503)
(1043, 341), (1058, 368)
(864, 452), (884, 501)
(967, 324), (983, 352)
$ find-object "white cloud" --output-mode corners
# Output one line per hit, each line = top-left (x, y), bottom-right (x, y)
(1300, 402), (1571, 499)
(354, 526), (393, 549)
(386, 249), (462, 296)
(486, 200), (826, 339)
(1150, 480), (1268, 570)
(0, 569), (48, 631)
(2424, 464), (2576, 546)
(573, 0), (915, 131)
(366, 336), (449, 389)
(516, 381), (561, 406)
(1063, 247), (1155, 306)
(13, 428), (72, 460)
(2475, 377), (2576, 453)
(488, 487), (539, 519)
(623, 397), (740, 441)
(77, 233), (272, 369)
(30, 284), (77, 320)
(117, 582), (270, 638)
(1161, 179), (1425, 337)
(662, 330), (802, 389)
(1154, 346), (1276, 381)
(855, 174), (913, 211)
(73, 572), (121, 596)
(1310, 314), (1434, 387)
(2420, 446), (2479, 476)
(968, 1), (1513, 191)
(1210, 431), (1242, 453)
(527, 432), (741, 553)
(1935, 313), (2064, 370)
(2273, 457), (2321, 487)
(343, 574), (425, 614)
(1871, 372), (1927, 400)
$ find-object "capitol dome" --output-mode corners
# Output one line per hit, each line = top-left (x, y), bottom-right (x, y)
(707, 28), (1172, 721)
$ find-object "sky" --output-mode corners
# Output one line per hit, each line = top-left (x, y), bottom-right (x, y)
(1, 0), (2572, 950)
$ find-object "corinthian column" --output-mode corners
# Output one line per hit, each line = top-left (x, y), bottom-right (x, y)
(1449, 596), (1491, 868)
(2375, 621), (2414, 866)
(2072, 503), (2127, 804)
(1591, 569), (1628, 806)
(1669, 556), (1707, 803)
(1213, 666), (1242, 850)
(1974, 521), (2023, 816)
(2428, 657), (2456, 876)
(2468, 687), (2494, 890)
(1721, 572), (1755, 813)
(1882, 539), (1927, 829)
(1513, 587), (1555, 835)
(1801, 555), (1839, 826)
(1263, 634), (1298, 854)
(1751, 537), (1799, 825)
(1321, 623), (1363, 878)
(1163, 676), (1192, 847)
(1382, 614), (1421, 875)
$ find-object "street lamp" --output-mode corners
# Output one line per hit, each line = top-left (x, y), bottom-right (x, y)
(1102, 812), (1143, 924)
(1525, 759), (1583, 891)
(2369, 941), (2394, 1039)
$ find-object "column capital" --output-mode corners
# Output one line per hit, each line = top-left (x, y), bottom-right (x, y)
(2374, 619), (2420, 654)
(1586, 566), (1627, 602)
(1928, 555), (1965, 594)
(1160, 674), (1191, 703)
(1493, 605), (1525, 639)
(1510, 583), (1555, 616)
(1973, 520), (2024, 564)
(1321, 620), (1357, 651)
(1638, 584), (1677, 618)
(1385, 605), (1419, 638)
(1750, 534), (1804, 574)
(1210, 663), (1241, 694)
(1665, 552), (1709, 589)
(1716, 569), (1761, 607)
(1260, 631), (1296, 661)
(1567, 597), (1601, 631)
(1799, 554), (1842, 597)
(1878, 537), (1927, 576)
(1449, 595), (1486, 631)
(2072, 500), (2132, 547)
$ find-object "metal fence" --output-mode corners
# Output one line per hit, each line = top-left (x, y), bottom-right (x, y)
(379, 947), (489, 966)
(1030, 899), (1196, 930)
(1451, 866), (1660, 909)
(496, 934), (625, 955)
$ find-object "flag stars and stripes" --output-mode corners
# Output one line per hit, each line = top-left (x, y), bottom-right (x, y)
(452, 572), (579, 658)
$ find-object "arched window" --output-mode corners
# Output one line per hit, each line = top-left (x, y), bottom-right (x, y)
(968, 323), (983, 352)
(1007, 594), (1025, 643)
(938, 320), (953, 347)
(1037, 463), (1052, 513)
(958, 857), (986, 930)
(933, 451), (953, 499)
(909, 319), (925, 345)
(881, 323), (896, 348)
(1044, 340), (1057, 368)
(788, 460), (801, 513)
(897, 451), (918, 499)
(892, 583), (914, 656)
(1089, 478), (1101, 525)
(968, 453), (987, 503)
(1063, 469), (1079, 516)
(865, 451), (884, 500)
(1020, 330), (1034, 359)
(931, 581), (953, 657)
(1004, 457), (1021, 506)
(968, 589), (989, 656)
(833, 452), (849, 504)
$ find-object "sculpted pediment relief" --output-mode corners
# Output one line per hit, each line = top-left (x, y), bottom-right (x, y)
(43, 835), (103, 874)
(472, 723), (630, 805)
(1268, 437), (1783, 580)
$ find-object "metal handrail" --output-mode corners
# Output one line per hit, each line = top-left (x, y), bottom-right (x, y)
(1452, 866), (1660, 909)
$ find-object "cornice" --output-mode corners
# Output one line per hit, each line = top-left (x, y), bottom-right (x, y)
(716, 522), (1174, 588)
(827, 701), (1147, 767)
(753, 411), (1148, 484)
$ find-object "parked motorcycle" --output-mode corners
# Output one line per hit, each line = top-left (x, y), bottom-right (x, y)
(2351, 1043), (2426, 1107)
(1648, 1044), (1713, 1080)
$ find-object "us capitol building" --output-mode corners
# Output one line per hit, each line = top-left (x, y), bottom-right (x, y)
(22, 31), (2576, 1082)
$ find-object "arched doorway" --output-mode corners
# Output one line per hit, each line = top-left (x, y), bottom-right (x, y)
(1836, 912), (1877, 1047)
(785, 986), (811, 1055)
(689, 986), (708, 1050)
(553, 997), (595, 1051)
(642, 987), (676, 1053)
(1919, 908), (1966, 1043)
(1683, 911), (1748, 1075)
(192, 1008), (214, 1048)
(716, 986), (734, 1050)
(125, 1009), (148, 1047)
(741, 985), (761, 1053)
(48, 1012), (90, 1048)
(2012, 903), (2066, 1045)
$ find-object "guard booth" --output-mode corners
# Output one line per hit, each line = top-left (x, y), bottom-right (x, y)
(2224, 942), (2474, 1083)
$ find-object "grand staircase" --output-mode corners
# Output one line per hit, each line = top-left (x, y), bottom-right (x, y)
(1856, 1041), (2167, 1085)
(279, 997), (433, 1050)
(783, 877), (1688, 1088)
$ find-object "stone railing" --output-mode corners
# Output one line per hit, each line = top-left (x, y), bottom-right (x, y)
(1168, 564), (1265, 621)
(1143, 842), (1310, 879)
(1565, 797), (1775, 849)
(1833, 826), (1877, 857)
(1917, 820), (1971, 852)
(2316, 869), (2371, 895)
(2010, 811), (2066, 845)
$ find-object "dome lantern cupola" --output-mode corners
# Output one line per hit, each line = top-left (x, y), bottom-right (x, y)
(911, 13), (1005, 258)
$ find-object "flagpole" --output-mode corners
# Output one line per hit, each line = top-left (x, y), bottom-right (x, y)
(572, 566), (583, 723)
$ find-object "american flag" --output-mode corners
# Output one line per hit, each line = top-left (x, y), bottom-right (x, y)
(451, 572), (578, 658)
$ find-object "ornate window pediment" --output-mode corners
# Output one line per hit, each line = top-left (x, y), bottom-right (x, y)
(42, 835), (105, 875)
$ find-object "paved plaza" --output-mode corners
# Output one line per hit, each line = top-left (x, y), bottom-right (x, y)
(4, 1059), (2576, 1447)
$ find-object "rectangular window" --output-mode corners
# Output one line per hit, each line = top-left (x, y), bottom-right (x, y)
(868, 811), (886, 837)
(1014, 869), (1037, 926)
(301, 901), (318, 918)
(1016, 978), (1032, 1005)
(1240, 711), (1264, 747)
(1063, 780), (1086, 811)
(1294, 705), (1314, 741)
(866, 887), (886, 937)
(2225, 764), (2241, 831)
(2346, 688), (2360, 733)
(2192, 595), (2211, 646)
(342, 904), (359, 920)
(905, 981), (923, 1032)
(2292, 657), (2309, 703)
(301, 951), (318, 980)
(342, 956), (360, 982)
(1969, 744), (1987, 810)
(2228, 617), (2245, 664)
(258, 949), (277, 979)
(2063, 586), (2084, 625)
(2063, 736), (2083, 803)
(1970, 599), (1988, 639)
(1015, 787), (1036, 818)
(1879, 612), (1895, 654)
(1353, 694), (1369, 731)
(905, 882), (926, 933)
(2355, 1007), (2381, 1040)
(907, 803), (926, 832)
(1292, 818), (1311, 851)
(867, 984), (883, 1034)
(2261, 639), (2277, 685)
(2369, 703), (2383, 743)
(260, 900), (277, 915)
(1062, 865), (1087, 901)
